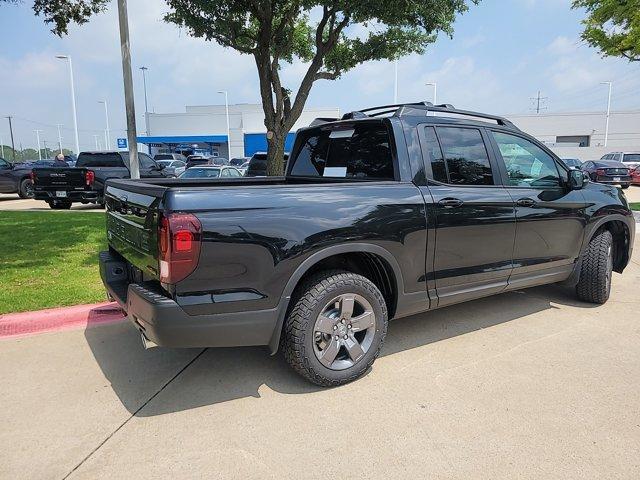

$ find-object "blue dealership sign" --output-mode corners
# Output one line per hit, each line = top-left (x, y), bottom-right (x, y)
(117, 138), (127, 149)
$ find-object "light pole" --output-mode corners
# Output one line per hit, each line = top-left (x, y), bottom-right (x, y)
(56, 124), (63, 154)
(34, 129), (43, 160)
(98, 100), (110, 149)
(117, 0), (139, 178)
(1, 136), (3, 158)
(426, 82), (437, 105)
(601, 81), (612, 147)
(94, 134), (100, 150)
(140, 67), (150, 136)
(55, 55), (80, 155)
(218, 90), (230, 158)
(393, 59), (398, 104)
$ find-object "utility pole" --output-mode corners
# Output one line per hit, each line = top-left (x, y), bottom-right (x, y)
(140, 66), (151, 154)
(530, 90), (548, 114)
(117, 0), (139, 179)
(56, 124), (63, 153)
(98, 100), (110, 149)
(601, 81), (612, 147)
(34, 129), (43, 160)
(1, 137), (4, 158)
(6, 116), (15, 161)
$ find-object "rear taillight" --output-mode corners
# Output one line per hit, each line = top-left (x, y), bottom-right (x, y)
(85, 170), (95, 186)
(596, 168), (606, 176)
(158, 213), (202, 284)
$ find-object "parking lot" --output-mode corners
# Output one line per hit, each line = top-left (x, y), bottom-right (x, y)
(1, 232), (639, 479)
(0, 194), (103, 211)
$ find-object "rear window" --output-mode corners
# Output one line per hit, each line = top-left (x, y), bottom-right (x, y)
(289, 122), (395, 180)
(623, 154), (640, 163)
(154, 154), (173, 160)
(181, 168), (220, 178)
(76, 153), (125, 168)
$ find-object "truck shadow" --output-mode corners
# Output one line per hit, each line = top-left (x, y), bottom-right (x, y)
(84, 284), (596, 417)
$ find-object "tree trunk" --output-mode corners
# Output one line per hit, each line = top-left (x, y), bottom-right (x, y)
(266, 128), (286, 176)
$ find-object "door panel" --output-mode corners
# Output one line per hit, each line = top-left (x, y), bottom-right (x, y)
(418, 125), (516, 307)
(488, 129), (587, 287)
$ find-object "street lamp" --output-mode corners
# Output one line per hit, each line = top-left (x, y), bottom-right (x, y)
(425, 82), (437, 105)
(55, 55), (80, 155)
(98, 100), (110, 149)
(393, 59), (398, 104)
(56, 124), (63, 154)
(218, 90), (230, 158)
(34, 129), (43, 160)
(600, 81), (612, 147)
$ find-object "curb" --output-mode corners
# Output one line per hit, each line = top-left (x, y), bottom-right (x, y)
(0, 302), (126, 340)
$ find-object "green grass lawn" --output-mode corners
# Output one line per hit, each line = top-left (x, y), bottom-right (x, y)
(630, 203), (640, 212)
(0, 212), (107, 314)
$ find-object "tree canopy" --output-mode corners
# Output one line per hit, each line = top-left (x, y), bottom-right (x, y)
(1, 0), (109, 35)
(165, 0), (477, 174)
(572, 0), (640, 62)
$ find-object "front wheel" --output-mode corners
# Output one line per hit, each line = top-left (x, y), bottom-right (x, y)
(576, 229), (613, 304)
(18, 178), (34, 199)
(282, 270), (388, 387)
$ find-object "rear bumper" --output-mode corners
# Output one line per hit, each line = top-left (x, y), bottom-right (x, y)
(594, 177), (632, 187)
(98, 250), (279, 348)
(34, 189), (99, 203)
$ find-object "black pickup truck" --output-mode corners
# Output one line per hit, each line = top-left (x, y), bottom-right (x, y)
(99, 102), (635, 386)
(32, 151), (166, 209)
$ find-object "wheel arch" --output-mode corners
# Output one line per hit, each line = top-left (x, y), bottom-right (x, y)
(583, 214), (633, 274)
(268, 243), (404, 354)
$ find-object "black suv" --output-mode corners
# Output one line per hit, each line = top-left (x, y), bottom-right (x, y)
(100, 102), (634, 386)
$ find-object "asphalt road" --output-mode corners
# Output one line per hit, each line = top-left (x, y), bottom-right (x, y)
(0, 193), (103, 211)
(1, 236), (639, 479)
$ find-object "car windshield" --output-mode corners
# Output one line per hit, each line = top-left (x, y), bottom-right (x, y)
(76, 153), (125, 168)
(623, 154), (640, 163)
(180, 167), (221, 178)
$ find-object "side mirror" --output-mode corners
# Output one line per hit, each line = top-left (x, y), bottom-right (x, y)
(569, 169), (588, 190)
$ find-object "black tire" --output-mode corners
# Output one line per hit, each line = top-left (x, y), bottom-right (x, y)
(18, 178), (34, 199)
(282, 270), (388, 387)
(622, 185), (629, 190)
(576, 229), (613, 304)
(49, 200), (72, 210)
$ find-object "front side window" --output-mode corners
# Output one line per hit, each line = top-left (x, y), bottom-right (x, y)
(492, 131), (560, 188)
(436, 127), (493, 185)
(139, 153), (155, 169)
(290, 122), (395, 180)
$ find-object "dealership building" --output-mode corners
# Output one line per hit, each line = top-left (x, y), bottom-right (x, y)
(136, 104), (639, 162)
(137, 103), (340, 159)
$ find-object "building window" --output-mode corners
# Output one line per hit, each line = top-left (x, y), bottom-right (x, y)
(555, 135), (590, 147)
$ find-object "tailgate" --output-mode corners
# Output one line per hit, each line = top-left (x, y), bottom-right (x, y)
(105, 183), (165, 279)
(32, 167), (87, 189)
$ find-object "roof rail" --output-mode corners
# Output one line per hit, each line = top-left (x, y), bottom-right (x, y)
(341, 101), (520, 130)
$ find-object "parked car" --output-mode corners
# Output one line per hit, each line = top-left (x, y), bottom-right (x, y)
(230, 157), (249, 167)
(580, 160), (632, 189)
(630, 166), (640, 186)
(185, 155), (208, 169)
(238, 161), (250, 175)
(32, 151), (167, 209)
(178, 165), (243, 179)
(562, 158), (582, 169)
(601, 152), (640, 169)
(154, 153), (187, 163)
(244, 151), (289, 177)
(208, 157), (229, 166)
(99, 101), (634, 387)
(0, 158), (35, 198)
(156, 159), (186, 177)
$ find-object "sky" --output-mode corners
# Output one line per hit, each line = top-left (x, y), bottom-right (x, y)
(0, 0), (638, 153)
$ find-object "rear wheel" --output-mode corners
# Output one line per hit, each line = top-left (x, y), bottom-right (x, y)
(576, 229), (613, 304)
(622, 185), (629, 190)
(18, 178), (34, 199)
(282, 270), (388, 387)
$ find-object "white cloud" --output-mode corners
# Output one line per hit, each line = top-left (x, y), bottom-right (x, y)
(547, 36), (579, 56)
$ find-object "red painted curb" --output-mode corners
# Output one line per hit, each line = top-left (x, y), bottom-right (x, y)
(0, 302), (126, 340)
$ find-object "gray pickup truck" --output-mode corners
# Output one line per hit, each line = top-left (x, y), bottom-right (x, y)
(99, 102), (635, 386)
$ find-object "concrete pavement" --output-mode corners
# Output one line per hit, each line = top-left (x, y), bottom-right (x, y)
(1, 237), (639, 479)
(0, 194), (103, 211)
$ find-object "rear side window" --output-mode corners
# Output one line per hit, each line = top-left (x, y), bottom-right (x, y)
(421, 126), (447, 183)
(76, 153), (125, 168)
(290, 122), (395, 180)
(436, 127), (493, 185)
(623, 154), (640, 163)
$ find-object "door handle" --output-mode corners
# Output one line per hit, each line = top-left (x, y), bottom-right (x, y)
(516, 197), (536, 207)
(438, 198), (463, 208)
